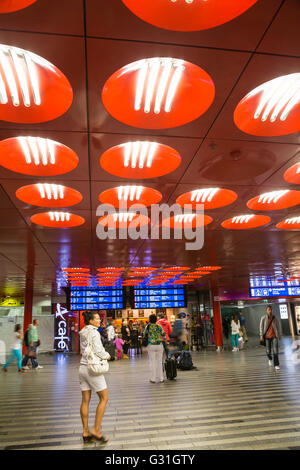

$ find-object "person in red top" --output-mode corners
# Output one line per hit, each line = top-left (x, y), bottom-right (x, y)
(157, 313), (172, 357)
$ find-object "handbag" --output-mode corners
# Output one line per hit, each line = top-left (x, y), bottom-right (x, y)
(27, 347), (37, 358)
(85, 329), (109, 376)
(142, 325), (150, 347)
(260, 316), (274, 347)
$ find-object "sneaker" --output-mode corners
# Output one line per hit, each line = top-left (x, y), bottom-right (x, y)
(35, 365), (43, 369)
(268, 360), (273, 366)
(2, 368), (7, 372)
(22, 366), (30, 370)
(232, 348), (237, 352)
(18, 369), (25, 373)
(275, 366), (280, 370)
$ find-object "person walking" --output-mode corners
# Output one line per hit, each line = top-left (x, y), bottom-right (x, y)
(79, 311), (111, 443)
(239, 312), (248, 342)
(2, 324), (24, 373)
(231, 315), (240, 352)
(157, 313), (172, 357)
(143, 314), (167, 383)
(114, 334), (124, 360)
(22, 319), (43, 370)
(260, 305), (282, 370)
(121, 320), (130, 359)
(106, 321), (115, 344)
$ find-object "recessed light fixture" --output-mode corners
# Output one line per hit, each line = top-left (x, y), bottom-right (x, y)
(0, 44), (73, 123)
(177, 188), (237, 209)
(162, 213), (212, 229)
(102, 57), (215, 129)
(31, 212), (85, 228)
(121, 0), (259, 32)
(0, 136), (79, 176)
(222, 214), (271, 229)
(98, 213), (149, 229)
(234, 73), (300, 136)
(284, 162), (300, 185)
(247, 190), (300, 211)
(99, 185), (162, 208)
(16, 183), (83, 207)
(277, 217), (300, 230)
(100, 141), (181, 179)
(0, 0), (38, 13)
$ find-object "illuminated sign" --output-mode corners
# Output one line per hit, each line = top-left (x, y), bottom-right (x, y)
(250, 287), (300, 298)
(279, 304), (288, 319)
(134, 286), (186, 308)
(69, 287), (124, 311)
(54, 303), (71, 351)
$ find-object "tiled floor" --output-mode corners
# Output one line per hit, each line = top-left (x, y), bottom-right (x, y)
(1, 339), (300, 450)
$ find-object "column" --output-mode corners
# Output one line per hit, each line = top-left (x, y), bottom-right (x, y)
(23, 277), (33, 354)
(211, 287), (223, 350)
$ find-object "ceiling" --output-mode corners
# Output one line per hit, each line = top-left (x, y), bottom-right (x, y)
(0, 0), (299, 299)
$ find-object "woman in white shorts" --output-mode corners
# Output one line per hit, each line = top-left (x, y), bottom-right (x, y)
(79, 311), (111, 443)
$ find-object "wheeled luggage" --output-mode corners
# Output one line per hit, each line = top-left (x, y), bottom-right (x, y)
(105, 342), (116, 361)
(165, 356), (177, 380)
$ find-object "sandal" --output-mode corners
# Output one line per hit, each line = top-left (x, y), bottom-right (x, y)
(82, 434), (93, 443)
(91, 434), (109, 443)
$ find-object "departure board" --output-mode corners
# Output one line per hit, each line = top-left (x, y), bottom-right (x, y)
(250, 286), (300, 298)
(134, 286), (186, 309)
(69, 287), (124, 310)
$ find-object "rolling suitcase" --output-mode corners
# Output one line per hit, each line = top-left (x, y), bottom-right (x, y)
(105, 342), (116, 361)
(165, 356), (177, 380)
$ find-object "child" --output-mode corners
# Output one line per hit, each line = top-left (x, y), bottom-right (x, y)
(114, 334), (124, 360)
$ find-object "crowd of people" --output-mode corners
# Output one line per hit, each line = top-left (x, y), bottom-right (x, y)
(2, 319), (43, 373)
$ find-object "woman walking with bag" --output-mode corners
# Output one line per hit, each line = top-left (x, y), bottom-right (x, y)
(79, 311), (111, 443)
(260, 305), (282, 370)
(2, 324), (24, 373)
(143, 314), (167, 383)
(231, 315), (240, 352)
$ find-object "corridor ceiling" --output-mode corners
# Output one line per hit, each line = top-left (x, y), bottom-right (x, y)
(0, 0), (299, 299)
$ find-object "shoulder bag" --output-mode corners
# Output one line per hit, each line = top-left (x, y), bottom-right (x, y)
(85, 329), (109, 376)
(260, 316), (274, 347)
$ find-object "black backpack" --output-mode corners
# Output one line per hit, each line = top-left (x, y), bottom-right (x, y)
(23, 329), (29, 347)
(177, 351), (194, 370)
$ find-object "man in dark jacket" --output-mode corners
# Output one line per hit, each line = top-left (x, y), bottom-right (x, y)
(260, 305), (282, 370)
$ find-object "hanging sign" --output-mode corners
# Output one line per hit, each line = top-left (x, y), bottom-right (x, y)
(53, 303), (71, 352)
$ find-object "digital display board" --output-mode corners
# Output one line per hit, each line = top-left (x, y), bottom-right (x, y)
(68, 287), (124, 310)
(134, 286), (186, 309)
(250, 286), (300, 298)
(249, 278), (300, 288)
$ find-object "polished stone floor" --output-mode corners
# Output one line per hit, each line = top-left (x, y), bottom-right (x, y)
(1, 339), (300, 450)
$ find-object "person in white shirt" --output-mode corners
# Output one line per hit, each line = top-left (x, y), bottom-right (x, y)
(79, 311), (111, 444)
(231, 315), (240, 352)
(2, 324), (24, 373)
(106, 321), (115, 343)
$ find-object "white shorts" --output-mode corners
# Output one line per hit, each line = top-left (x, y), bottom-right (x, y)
(79, 365), (107, 393)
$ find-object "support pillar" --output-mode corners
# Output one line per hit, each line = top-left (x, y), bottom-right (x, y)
(211, 287), (223, 350)
(23, 278), (33, 354)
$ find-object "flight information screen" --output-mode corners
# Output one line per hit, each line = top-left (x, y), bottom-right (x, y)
(134, 286), (186, 309)
(250, 286), (300, 298)
(69, 287), (124, 310)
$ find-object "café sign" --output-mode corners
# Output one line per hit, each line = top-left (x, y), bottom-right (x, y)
(54, 303), (71, 352)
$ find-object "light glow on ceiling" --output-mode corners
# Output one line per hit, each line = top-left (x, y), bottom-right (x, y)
(232, 215), (254, 224)
(49, 212), (70, 222)
(113, 212), (136, 222)
(17, 136), (55, 165)
(258, 190), (289, 204)
(124, 141), (158, 168)
(117, 185), (143, 201)
(37, 183), (64, 200)
(284, 217), (300, 225)
(174, 214), (196, 223)
(134, 58), (185, 114)
(190, 188), (219, 203)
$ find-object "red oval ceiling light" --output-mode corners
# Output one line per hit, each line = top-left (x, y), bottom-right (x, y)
(98, 212), (149, 229)
(0, 0), (37, 13)
(99, 185), (162, 208)
(0, 137), (78, 176)
(222, 214), (271, 229)
(16, 183), (82, 207)
(130, 267), (157, 272)
(284, 162), (300, 185)
(166, 266), (190, 271)
(247, 190), (300, 211)
(234, 74), (300, 137)
(97, 267), (123, 272)
(277, 217), (300, 230)
(162, 213), (212, 229)
(102, 57), (215, 129)
(31, 211), (84, 228)
(177, 187), (237, 210)
(0, 44), (73, 123)
(63, 267), (90, 272)
(196, 266), (221, 271)
(121, 0), (259, 32)
(100, 141), (181, 179)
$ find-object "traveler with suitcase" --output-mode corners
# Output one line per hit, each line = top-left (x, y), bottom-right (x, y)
(143, 314), (167, 384)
